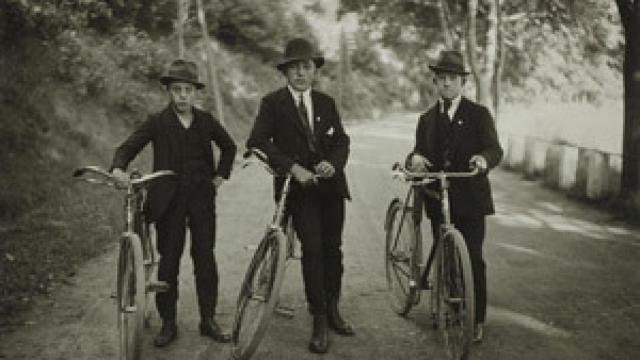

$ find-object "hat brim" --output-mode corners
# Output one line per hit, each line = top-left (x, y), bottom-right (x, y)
(429, 65), (470, 75)
(276, 57), (325, 71)
(160, 76), (206, 89)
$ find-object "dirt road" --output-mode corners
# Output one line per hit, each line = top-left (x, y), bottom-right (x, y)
(1, 114), (639, 359)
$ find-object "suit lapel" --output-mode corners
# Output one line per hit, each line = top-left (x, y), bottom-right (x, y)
(277, 88), (307, 137)
(423, 106), (438, 160)
(311, 91), (321, 136)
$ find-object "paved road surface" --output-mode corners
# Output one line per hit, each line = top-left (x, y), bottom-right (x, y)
(1, 114), (639, 359)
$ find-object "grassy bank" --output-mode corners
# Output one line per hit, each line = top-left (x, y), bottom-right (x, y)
(0, 24), (406, 322)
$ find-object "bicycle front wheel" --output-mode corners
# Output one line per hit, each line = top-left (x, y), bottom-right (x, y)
(116, 233), (145, 360)
(439, 229), (475, 360)
(384, 198), (421, 316)
(231, 230), (287, 360)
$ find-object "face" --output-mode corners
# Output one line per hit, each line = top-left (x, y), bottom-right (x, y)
(283, 60), (317, 92)
(168, 81), (196, 114)
(434, 72), (465, 100)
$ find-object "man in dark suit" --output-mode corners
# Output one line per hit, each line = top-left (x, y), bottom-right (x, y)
(247, 38), (354, 354)
(407, 50), (503, 342)
(110, 59), (237, 347)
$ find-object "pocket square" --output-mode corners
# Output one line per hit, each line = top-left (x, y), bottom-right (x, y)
(326, 126), (335, 135)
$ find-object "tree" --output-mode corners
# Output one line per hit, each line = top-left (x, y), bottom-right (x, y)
(615, 0), (640, 198)
(466, 0), (502, 114)
(340, 0), (504, 117)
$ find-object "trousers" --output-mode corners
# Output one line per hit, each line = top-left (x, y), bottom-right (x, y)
(288, 182), (346, 315)
(154, 181), (218, 321)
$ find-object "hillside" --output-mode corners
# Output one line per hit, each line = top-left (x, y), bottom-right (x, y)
(0, 1), (411, 319)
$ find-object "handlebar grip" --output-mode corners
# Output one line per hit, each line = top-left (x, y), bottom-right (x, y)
(244, 148), (269, 163)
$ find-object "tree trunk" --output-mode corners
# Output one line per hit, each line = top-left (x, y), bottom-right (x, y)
(492, 0), (504, 123)
(466, 0), (497, 113)
(437, 0), (454, 48)
(618, 0), (640, 196)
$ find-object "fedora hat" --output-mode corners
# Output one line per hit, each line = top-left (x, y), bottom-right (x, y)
(276, 38), (324, 71)
(160, 59), (205, 89)
(429, 50), (470, 75)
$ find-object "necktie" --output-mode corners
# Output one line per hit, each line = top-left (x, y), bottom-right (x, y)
(441, 98), (454, 169)
(443, 98), (452, 120)
(297, 94), (317, 153)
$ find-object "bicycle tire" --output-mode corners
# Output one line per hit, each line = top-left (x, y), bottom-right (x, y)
(231, 230), (287, 360)
(142, 224), (156, 329)
(384, 198), (420, 316)
(116, 233), (145, 360)
(439, 229), (475, 360)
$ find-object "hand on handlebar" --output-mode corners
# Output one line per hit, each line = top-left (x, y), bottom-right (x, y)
(111, 168), (130, 189)
(469, 155), (488, 173)
(408, 154), (433, 172)
(314, 161), (335, 178)
(290, 163), (318, 187)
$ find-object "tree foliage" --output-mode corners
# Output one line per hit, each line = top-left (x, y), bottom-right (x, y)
(340, 0), (623, 104)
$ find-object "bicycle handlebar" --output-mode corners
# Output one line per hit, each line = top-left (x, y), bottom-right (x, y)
(73, 166), (175, 189)
(242, 148), (323, 183)
(391, 162), (479, 185)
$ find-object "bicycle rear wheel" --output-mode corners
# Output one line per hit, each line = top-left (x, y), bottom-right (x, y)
(384, 198), (421, 316)
(116, 233), (145, 360)
(438, 230), (475, 360)
(231, 230), (287, 360)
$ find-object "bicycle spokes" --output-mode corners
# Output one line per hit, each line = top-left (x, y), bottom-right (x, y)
(440, 238), (473, 360)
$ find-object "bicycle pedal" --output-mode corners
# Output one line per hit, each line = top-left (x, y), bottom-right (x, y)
(143, 259), (152, 266)
(123, 305), (137, 313)
(146, 280), (169, 293)
(274, 305), (295, 319)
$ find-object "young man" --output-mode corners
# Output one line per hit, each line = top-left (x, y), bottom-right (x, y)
(247, 38), (354, 354)
(407, 50), (503, 342)
(110, 59), (237, 347)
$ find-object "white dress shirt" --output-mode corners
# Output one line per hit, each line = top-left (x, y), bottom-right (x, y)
(439, 94), (462, 121)
(288, 85), (314, 131)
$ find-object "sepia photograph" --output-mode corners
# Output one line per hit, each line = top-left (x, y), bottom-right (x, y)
(1, 0), (639, 359)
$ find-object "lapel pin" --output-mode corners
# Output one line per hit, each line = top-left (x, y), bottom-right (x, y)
(315, 116), (321, 122)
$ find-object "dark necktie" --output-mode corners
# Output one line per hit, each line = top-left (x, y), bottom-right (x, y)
(443, 98), (452, 120)
(440, 98), (454, 169)
(297, 94), (317, 153)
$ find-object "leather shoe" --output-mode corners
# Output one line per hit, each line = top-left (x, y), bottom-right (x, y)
(153, 320), (177, 347)
(200, 318), (231, 343)
(327, 300), (355, 336)
(308, 315), (329, 354)
(473, 323), (484, 343)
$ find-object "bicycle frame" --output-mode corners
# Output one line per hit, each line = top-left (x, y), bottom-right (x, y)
(242, 149), (298, 247)
(391, 164), (479, 284)
(388, 163), (477, 357)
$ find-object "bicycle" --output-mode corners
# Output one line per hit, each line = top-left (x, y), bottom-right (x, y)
(384, 162), (478, 360)
(230, 148), (304, 360)
(73, 166), (175, 360)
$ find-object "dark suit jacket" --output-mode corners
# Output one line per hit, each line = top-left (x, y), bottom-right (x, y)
(111, 104), (237, 221)
(247, 87), (350, 200)
(409, 97), (503, 219)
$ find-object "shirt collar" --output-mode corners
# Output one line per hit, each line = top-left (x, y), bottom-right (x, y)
(287, 85), (312, 105)
(439, 94), (462, 119)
